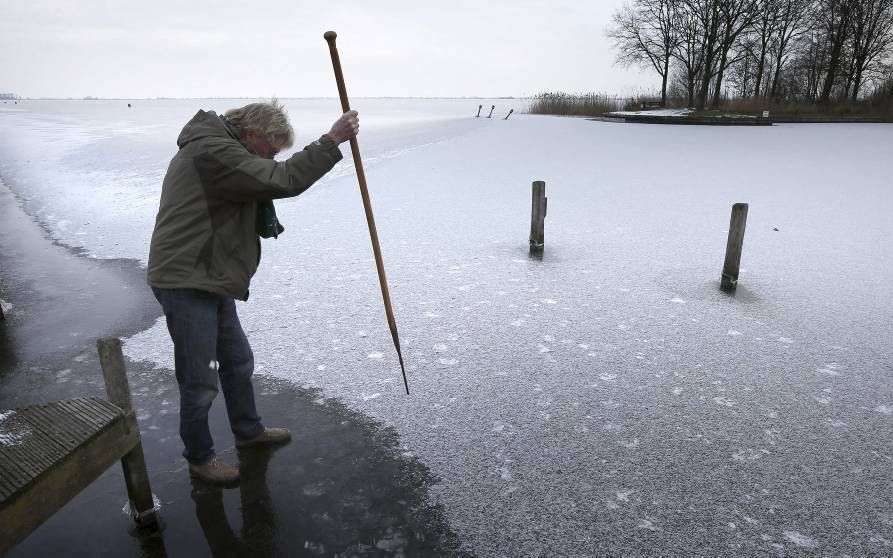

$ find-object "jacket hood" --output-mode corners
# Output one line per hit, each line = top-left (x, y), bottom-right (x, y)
(177, 110), (242, 148)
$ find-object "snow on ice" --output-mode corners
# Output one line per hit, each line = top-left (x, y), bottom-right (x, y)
(2, 99), (892, 555)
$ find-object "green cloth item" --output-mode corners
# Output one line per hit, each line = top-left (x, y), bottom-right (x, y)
(257, 200), (285, 239)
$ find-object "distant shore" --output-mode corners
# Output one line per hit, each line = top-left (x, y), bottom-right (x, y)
(602, 108), (893, 125)
(528, 92), (893, 124)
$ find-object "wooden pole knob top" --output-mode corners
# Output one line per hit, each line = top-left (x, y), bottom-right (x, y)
(324, 31), (337, 42)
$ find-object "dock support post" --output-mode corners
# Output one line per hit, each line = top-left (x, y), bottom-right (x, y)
(97, 338), (157, 526)
(505, 109), (514, 120)
(487, 105), (495, 118)
(530, 181), (546, 253)
(476, 104), (482, 117)
(721, 203), (748, 291)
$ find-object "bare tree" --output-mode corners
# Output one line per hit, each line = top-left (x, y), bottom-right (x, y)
(608, 0), (891, 105)
(848, 0), (893, 99)
(684, 0), (725, 109)
(805, 29), (832, 99)
(710, 0), (761, 108)
(729, 30), (765, 96)
(607, 0), (683, 106)
(673, 2), (709, 105)
(817, 0), (857, 103)
(769, 0), (811, 100)
(751, 0), (783, 100)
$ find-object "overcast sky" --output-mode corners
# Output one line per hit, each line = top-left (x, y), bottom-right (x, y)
(0, 0), (652, 99)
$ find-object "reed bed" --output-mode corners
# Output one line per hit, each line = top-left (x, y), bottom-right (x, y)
(527, 92), (628, 117)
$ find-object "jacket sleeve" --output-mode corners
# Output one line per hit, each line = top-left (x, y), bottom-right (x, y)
(194, 134), (343, 202)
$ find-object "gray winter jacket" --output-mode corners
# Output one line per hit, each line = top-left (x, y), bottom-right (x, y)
(147, 110), (343, 300)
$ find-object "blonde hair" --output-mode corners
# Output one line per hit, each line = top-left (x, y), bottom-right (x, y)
(224, 98), (295, 149)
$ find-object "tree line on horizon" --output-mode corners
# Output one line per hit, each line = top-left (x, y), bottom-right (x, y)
(607, 0), (893, 109)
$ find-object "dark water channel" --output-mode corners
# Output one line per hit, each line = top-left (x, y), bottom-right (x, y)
(0, 179), (464, 556)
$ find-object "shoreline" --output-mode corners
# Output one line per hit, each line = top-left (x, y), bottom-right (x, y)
(0, 175), (463, 556)
(601, 110), (893, 125)
(603, 113), (773, 126)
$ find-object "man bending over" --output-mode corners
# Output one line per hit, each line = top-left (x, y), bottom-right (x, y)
(148, 99), (358, 484)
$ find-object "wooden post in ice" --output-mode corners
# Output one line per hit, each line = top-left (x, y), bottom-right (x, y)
(487, 105), (495, 118)
(720, 203), (748, 291)
(529, 181), (547, 253)
(476, 104), (482, 117)
(97, 337), (157, 525)
(504, 109), (514, 120)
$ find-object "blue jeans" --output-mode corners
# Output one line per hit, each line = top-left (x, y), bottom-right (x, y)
(152, 287), (264, 464)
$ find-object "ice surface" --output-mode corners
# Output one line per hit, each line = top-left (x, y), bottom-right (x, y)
(783, 530), (819, 549)
(0, 98), (517, 263)
(3, 100), (893, 554)
(0, 410), (29, 446)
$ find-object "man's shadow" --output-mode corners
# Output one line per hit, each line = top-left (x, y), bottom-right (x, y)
(190, 446), (280, 558)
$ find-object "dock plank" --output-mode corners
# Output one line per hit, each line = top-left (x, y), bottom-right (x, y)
(0, 397), (140, 553)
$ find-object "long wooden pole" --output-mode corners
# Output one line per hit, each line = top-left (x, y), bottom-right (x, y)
(324, 31), (409, 395)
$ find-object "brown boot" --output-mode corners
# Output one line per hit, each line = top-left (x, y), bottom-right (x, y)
(189, 456), (240, 485)
(236, 427), (291, 448)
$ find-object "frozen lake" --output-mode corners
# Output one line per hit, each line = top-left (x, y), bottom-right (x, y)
(2, 99), (893, 554)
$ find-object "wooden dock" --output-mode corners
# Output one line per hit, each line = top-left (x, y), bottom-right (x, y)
(0, 338), (156, 554)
